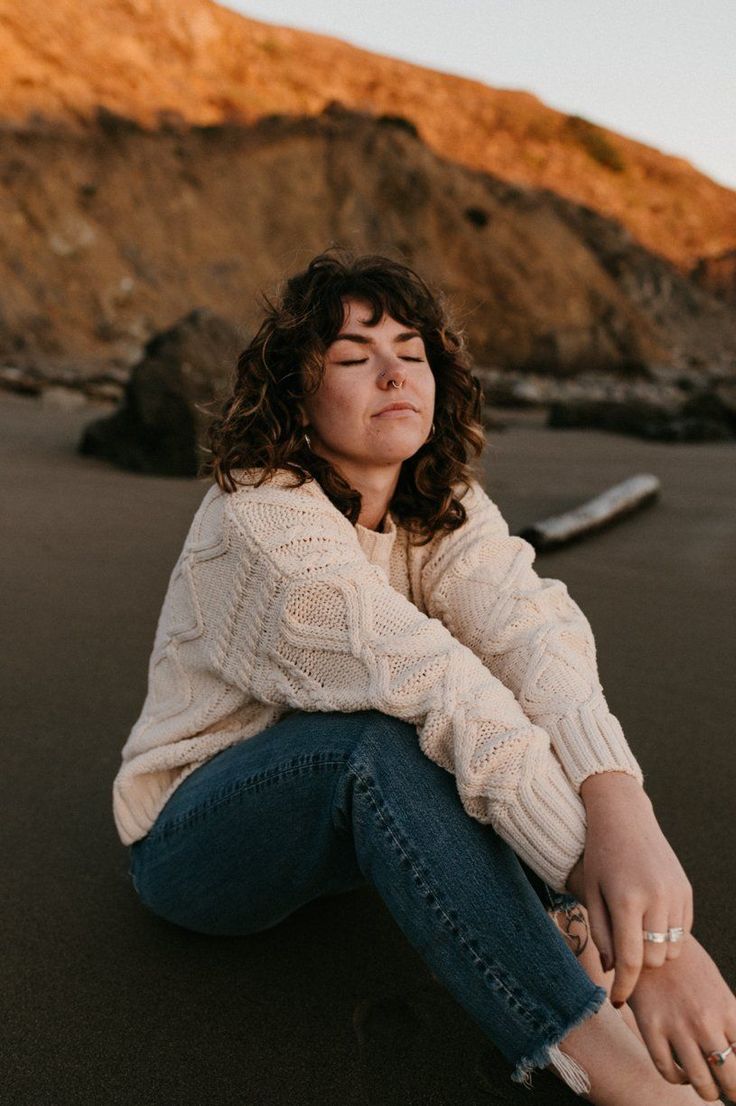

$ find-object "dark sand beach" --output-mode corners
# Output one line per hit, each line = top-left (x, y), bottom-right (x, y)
(1, 389), (734, 1105)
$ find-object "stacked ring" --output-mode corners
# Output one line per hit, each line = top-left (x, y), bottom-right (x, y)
(642, 927), (686, 943)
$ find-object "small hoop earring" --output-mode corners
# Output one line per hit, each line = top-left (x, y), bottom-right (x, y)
(303, 428), (311, 449)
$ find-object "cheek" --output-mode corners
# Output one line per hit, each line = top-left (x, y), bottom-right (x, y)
(308, 380), (363, 426)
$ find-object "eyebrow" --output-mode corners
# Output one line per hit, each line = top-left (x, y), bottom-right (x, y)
(330, 330), (423, 345)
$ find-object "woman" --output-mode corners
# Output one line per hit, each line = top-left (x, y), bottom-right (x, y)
(115, 248), (736, 1103)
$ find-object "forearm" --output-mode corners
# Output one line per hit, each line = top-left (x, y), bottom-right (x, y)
(421, 483), (645, 795)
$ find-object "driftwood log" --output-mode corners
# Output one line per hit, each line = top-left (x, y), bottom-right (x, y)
(518, 474), (661, 550)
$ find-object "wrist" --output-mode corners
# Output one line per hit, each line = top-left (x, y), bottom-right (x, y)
(580, 770), (651, 807)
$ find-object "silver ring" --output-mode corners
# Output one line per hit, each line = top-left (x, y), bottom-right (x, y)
(667, 926), (686, 942)
(706, 1043), (735, 1067)
(643, 930), (668, 943)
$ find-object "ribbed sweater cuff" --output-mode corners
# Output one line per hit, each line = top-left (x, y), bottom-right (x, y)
(540, 698), (645, 795)
(490, 741), (588, 893)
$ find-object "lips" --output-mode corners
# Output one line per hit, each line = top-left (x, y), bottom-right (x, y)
(373, 402), (418, 415)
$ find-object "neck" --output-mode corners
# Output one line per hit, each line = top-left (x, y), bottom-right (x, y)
(344, 462), (401, 531)
(305, 441), (402, 530)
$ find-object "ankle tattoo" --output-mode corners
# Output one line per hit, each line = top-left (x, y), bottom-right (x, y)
(553, 905), (590, 958)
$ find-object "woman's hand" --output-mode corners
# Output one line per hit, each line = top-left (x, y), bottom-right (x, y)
(565, 771), (694, 1007)
(627, 933), (736, 1103)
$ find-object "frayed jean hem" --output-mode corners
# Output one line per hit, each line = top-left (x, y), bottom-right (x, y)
(510, 983), (608, 1095)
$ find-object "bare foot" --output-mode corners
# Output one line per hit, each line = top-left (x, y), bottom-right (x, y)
(546, 906), (706, 1104)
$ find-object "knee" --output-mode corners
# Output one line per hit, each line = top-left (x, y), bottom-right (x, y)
(285, 708), (415, 762)
(345, 710), (453, 806)
(349, 710), (420, 767)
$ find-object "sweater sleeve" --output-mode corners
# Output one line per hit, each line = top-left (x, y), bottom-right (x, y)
(213, 481), (588, 892)
(421, 479), (644, 794)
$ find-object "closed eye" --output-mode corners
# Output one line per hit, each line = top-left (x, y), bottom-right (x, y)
(337, 357), (424, 365)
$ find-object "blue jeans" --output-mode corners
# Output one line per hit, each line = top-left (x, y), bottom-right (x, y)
(128, 709), (606, 1093)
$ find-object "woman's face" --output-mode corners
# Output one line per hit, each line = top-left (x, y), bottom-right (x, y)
(300, 296), (436, 478)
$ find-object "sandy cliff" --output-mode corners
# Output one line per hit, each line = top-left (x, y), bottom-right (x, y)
(2, 106), (735, 374)
(1, 0), (734, 271)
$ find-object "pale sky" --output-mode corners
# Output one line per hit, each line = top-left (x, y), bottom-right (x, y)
(220, 0), (736, 190)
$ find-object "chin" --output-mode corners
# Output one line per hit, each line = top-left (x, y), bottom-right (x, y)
(374, 444), (426, 464)
(370, 430), (429, 459)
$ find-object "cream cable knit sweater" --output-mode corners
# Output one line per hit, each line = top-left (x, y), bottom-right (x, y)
(113, 468), (643, 891)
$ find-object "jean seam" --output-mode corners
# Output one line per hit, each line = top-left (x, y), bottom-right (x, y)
(349, 761), (557, 1038)
(147, 753), (351, 841)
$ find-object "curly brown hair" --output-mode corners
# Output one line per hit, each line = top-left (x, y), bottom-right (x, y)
(201, 246), (486, 545)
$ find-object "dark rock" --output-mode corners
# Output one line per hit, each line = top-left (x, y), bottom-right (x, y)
(78, 307), (242, 475)
(547, 396), (734, 442)
(481, 374), (551, 408)
(681, 381), (736, 434)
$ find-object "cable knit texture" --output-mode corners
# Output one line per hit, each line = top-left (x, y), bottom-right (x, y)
(112, 468), (644, 891)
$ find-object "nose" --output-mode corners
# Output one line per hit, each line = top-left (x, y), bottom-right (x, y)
(378, 356), (406, 389)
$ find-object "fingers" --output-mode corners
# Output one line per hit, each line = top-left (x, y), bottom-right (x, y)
(610, 898), (645, 1005)
(670, 1032), (731, 1103)
(664, 906), (688, 963)
(641, 898), (690, 977)
(713, 1016), (736, 1103)
(585, 885), (614, 973)
(591, 871), (693, 1001)
(642, 884), (693, 967)
(642, 903), (670, 970)
(636, 1021), (689, 1085)
(665, 880), (694, 964)
(636, 1012), (736, 1101)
